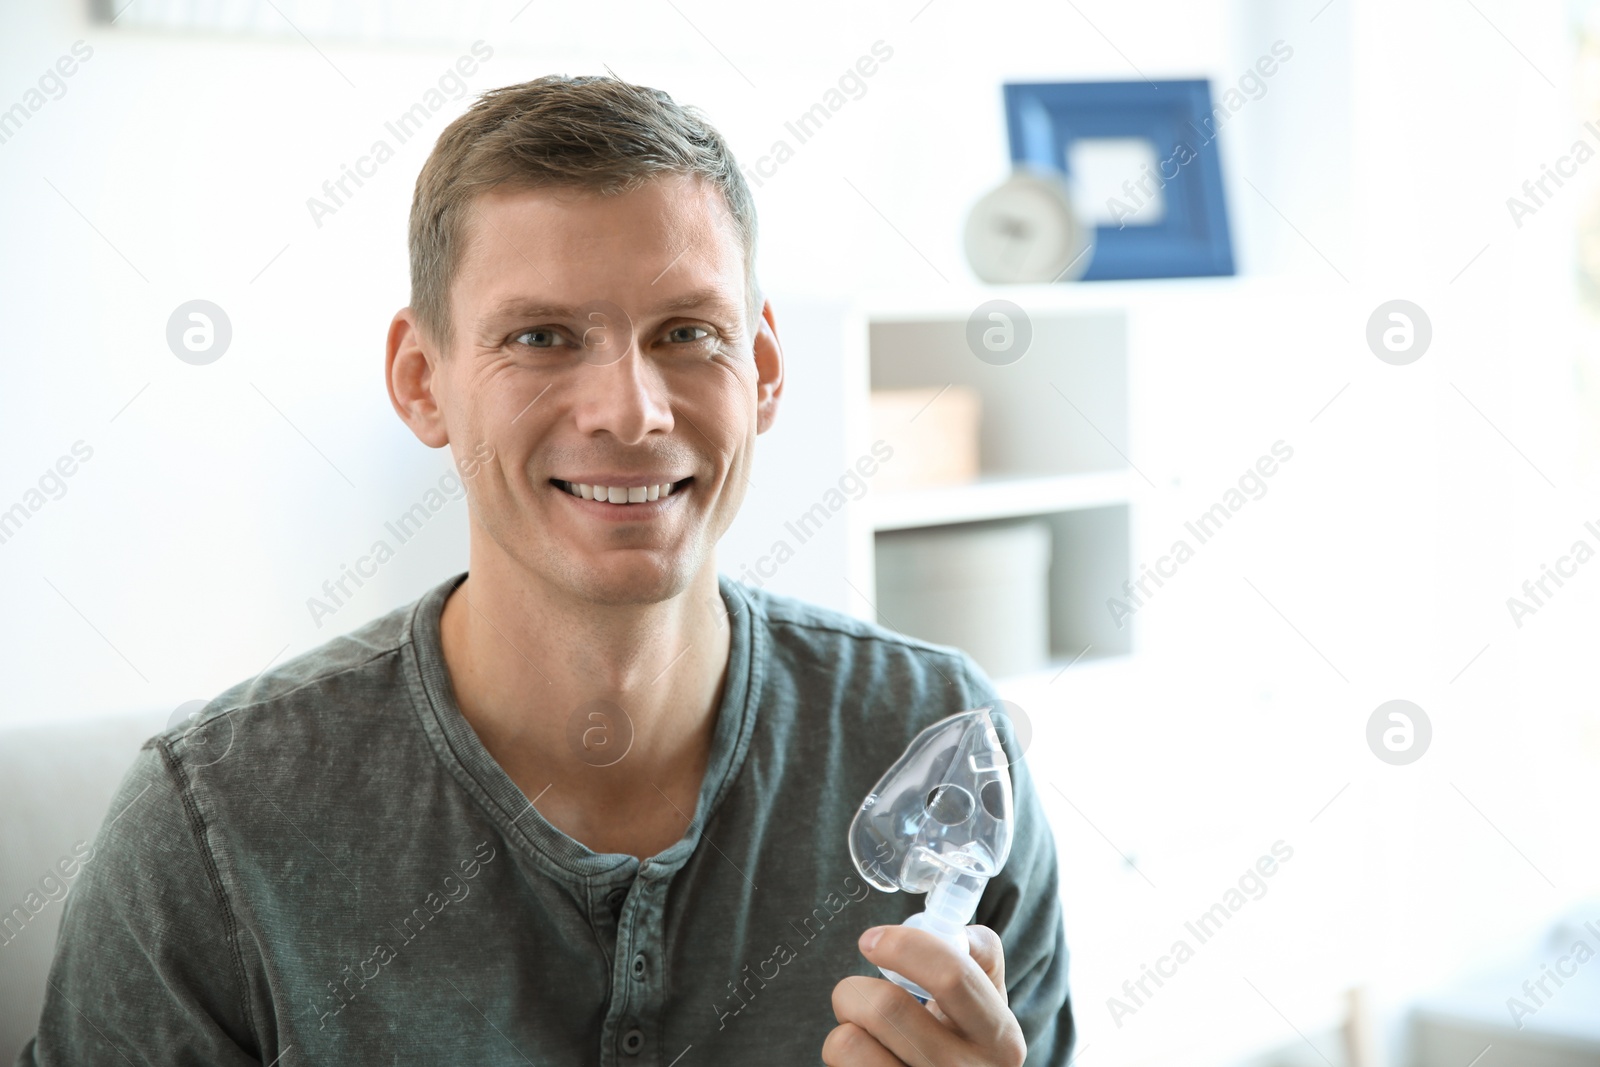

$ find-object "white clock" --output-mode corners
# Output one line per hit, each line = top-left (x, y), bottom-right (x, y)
(963, 169), (1094, 284)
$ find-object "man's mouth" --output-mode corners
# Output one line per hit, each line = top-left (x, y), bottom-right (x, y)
(551, 477), (693, 505)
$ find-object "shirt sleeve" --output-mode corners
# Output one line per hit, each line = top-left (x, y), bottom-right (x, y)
(15, 739), (262, 1067)
(957, 653), (1077, 1067)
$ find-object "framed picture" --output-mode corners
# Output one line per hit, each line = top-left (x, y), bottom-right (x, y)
(1003, 79), (1235, 280)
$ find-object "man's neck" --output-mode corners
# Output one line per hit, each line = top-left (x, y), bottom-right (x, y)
(436, 551), (732, 855)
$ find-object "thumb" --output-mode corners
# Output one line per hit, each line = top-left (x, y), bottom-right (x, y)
(966, 924), (1008, 1002)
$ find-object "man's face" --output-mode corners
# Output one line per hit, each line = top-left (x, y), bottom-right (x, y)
(420, 174), (780, 606)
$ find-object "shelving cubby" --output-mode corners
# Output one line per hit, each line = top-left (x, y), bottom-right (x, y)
(845, 292), (1136, 676)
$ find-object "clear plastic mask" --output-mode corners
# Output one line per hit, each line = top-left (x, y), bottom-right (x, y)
(848, 706), (1015, 1001)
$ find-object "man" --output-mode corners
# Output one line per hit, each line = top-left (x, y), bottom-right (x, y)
(19, 75), (1073, 1065)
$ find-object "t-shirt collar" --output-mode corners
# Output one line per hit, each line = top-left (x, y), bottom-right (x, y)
(403, 570), (763, 886)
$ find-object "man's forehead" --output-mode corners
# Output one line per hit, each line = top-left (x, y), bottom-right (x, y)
(455, 177), (743, 309)
(465, 176), (736, 258)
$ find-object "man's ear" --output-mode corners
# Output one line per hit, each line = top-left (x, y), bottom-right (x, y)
(387, 308), (450, 448)
(753, 298), (785, 435)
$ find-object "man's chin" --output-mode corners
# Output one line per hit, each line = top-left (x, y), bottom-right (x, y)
(557, 552), (701, 607)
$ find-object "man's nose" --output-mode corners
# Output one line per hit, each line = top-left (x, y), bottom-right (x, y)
(570, 335), (674, 446)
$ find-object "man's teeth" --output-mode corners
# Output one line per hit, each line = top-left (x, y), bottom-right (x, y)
(561, 480), (681, 504)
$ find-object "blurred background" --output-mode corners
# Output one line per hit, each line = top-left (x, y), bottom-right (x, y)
(3, 0), (1600, 1064)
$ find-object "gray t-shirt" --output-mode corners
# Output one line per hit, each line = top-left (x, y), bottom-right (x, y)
(17, 572), (1074, 1065)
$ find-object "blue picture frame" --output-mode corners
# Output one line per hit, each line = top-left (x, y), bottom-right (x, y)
(1003, 79), (1235, 280)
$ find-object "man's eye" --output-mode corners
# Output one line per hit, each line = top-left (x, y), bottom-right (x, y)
(513, 328), (567, 348)
(666, 325), (712, 345)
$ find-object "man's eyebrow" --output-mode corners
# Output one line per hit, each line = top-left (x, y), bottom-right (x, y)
(647, 287), (741, 316)
(476, 288), (740, 330)
(476, 298), (579, 330)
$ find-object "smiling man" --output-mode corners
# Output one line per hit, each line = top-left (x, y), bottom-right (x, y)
(18, 76), (1074, 1066)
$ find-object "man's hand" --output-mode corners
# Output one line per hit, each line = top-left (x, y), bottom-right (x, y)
(823, 924), (1027, 1067)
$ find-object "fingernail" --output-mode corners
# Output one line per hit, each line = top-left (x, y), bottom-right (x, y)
(860, 926), (884, 952)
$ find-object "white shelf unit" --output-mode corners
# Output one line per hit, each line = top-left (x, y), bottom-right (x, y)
(872, 470), (1134, 532)
(839, 289), (1137, 676)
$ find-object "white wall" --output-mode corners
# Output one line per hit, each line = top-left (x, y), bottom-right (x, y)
(0, 0), (1331, 722)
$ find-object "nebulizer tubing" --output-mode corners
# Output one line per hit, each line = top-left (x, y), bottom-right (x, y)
(848, 706), (1015, 1003)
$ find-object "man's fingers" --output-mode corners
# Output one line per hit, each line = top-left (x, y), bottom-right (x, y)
(966, 924), (1008, 1002)
(821, 1021), (909, 1067)
(857, 924), (1013, 1052)
(832, 974), (952, 1067)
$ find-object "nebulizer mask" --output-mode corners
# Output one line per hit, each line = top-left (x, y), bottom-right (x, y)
(848, 706), (1015, 1002)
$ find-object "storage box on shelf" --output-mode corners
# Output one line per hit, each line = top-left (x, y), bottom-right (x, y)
(848, 290), (1135, 680)
(718, 283), (1186, 680)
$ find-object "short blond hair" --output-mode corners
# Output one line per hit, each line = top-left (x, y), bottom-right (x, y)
(408, 74), (759, 349)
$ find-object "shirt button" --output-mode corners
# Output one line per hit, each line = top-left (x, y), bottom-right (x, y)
(621, 1027), (645, 1055)
(606, 887), (628, 913)
(631, 953), (647, 980)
